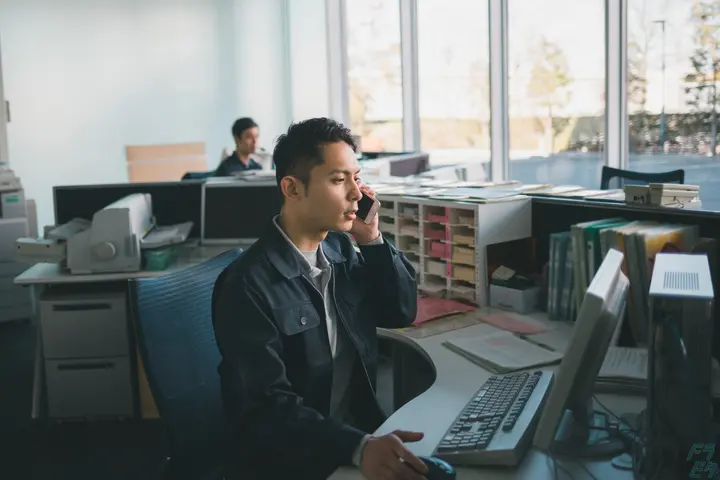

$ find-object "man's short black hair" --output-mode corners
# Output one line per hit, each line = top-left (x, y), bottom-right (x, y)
(232, 117), (258, 138)
(273, 117), (357, 189)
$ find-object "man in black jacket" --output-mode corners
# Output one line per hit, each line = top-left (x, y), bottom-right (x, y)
(212, 118), (428, 480)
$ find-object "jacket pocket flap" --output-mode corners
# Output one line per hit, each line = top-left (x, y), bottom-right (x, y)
(273, 303), (321, 336)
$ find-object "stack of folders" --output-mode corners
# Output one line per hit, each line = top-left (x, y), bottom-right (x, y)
(595, 347), (647, 394)
(443, 331), (564, 374)
(547, 231), (575, 321)
(563, 217), (709, 344)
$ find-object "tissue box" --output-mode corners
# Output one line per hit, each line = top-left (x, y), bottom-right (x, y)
(490, 284), (539, 314)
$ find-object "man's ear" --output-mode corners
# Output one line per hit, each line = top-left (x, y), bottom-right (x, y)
(280, 176), (305, 201)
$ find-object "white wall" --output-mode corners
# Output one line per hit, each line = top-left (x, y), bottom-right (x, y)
(1, 0), (292, 228)
(288, 0), (332, 121)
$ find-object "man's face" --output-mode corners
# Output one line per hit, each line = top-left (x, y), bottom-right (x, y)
(235, 127), (259, 155)
(292, 141), (363, 233)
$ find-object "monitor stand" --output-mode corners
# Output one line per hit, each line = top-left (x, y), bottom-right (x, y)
(550, 402), (626, 458)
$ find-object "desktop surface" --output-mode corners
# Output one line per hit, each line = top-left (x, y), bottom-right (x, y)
(330, 311), (644, 479)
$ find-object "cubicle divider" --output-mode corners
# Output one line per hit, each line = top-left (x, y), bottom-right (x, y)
(53, 179), (282, 244)
(54, 181), (205, 238)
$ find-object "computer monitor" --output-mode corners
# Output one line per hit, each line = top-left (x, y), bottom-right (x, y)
(533, 248), (630, 458)
(202, 180), (282, 243)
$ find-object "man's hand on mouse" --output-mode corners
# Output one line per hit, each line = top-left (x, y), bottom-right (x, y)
(359, 429), (429, 480)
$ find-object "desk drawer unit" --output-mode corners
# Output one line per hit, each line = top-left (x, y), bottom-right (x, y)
(45, 357), (134, 419)
(40, 291), (128, 359)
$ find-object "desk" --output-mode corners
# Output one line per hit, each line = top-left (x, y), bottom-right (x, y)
(332, 312), (644, 480)
(15, 242), (250, 420)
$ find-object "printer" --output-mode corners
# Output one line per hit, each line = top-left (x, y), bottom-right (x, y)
(16, 193), (192, 274)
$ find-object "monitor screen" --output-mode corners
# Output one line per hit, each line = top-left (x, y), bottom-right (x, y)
(533, 248), (629, 458)
(203, 183), (282, 241)
(54, 181), (204, 238)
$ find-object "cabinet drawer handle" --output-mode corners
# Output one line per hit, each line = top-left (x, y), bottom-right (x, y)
(52, 303), (111, 312)
(57, 362), (114, 371)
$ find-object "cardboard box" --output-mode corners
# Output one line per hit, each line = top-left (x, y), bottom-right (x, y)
(490, 284), (539, 314)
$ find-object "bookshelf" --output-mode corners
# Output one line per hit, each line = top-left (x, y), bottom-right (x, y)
(376, 194), (532, 306)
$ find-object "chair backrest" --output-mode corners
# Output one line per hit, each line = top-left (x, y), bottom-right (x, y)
(182, 171), (216, 180)
(129, 248), (242, 477)
(600, 166), (685, 189)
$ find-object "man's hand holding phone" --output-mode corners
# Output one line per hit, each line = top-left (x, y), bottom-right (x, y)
(350, 182), (381, 244)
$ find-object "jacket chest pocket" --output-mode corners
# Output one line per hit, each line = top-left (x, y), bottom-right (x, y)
(273, 303), (322, 337)
(273, 303), (330, 376)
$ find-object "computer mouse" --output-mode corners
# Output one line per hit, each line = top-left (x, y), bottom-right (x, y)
(418, 456), (456, 480)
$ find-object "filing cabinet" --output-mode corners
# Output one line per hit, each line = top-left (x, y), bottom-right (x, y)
(0, 216), (32, 323)
(39, 290), (134, 419)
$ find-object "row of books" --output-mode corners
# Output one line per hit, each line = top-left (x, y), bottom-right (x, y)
(548, 218), (716, 341)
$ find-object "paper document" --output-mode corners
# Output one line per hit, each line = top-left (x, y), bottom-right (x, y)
(413, 296), (475, 326)
(443, 331), (563, 374)
(477, 313), (548, 335)
(598, 347), (647, 380)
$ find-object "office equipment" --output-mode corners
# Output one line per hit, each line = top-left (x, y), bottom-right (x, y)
(418, 456), (456, 480)
(54, 181), (204, 238)
(533, 248), (629, 457)
(27, 193), (192, 274)
(600, 165), (684, 190)
(645, 253), (715, 478)
(444, 331), (563, 374)
(40, 289), (133, 419)
(129, 248), (242, 479)
(431, 370), (554, 466)
(362, 151), (430, 177)
(202, 180), (282, 243)
(0, 171), (34, 322)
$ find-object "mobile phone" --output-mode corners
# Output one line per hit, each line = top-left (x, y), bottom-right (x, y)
(357, 192), (380, 224)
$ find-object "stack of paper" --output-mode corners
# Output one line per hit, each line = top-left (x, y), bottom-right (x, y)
(595, 347), (647, 393)
(443, 331), (563, 374)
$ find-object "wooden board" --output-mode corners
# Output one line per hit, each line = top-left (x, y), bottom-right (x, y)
(126, 142), (208, 182)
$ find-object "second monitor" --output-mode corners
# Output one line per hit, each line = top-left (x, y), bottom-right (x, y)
(533, 248), (630, 458)
(202, 180), (282, 243)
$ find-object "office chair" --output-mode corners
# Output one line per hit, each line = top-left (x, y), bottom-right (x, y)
(600, 166), (685, 190)
(182, 171), (216, 180)
(129, 248), (243, 480)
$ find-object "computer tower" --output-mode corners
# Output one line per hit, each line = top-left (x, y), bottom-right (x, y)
(646, 253), (715, 478)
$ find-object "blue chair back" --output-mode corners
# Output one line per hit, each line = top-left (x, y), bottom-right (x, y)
(129, 248), (242, 479)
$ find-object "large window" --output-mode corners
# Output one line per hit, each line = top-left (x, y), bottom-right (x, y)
(627, 0), (720, 210)
(507, 0), (606, 187)
(417, 0), (490, 168)
(346, 0), (404, 152)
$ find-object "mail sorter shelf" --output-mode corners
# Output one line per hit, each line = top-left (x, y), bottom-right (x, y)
(376, 194), (533, 306)
(39, 290), (134, 419)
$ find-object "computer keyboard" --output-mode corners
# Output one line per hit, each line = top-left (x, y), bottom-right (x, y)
(433, 370), (554, 466)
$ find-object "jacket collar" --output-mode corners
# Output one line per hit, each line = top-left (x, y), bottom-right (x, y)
(263, 218), (346, 280)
